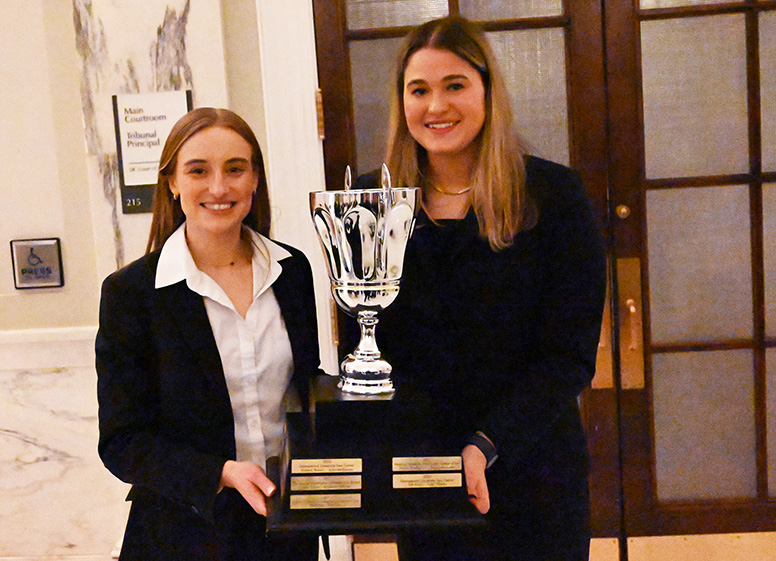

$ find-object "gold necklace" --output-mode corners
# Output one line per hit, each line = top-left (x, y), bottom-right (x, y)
(430, 184), (472, 196)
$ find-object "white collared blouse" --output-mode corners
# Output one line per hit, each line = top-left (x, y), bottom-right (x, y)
(155, 224), (298, 470)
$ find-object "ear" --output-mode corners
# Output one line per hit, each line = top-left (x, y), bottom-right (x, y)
(169, 177), (179, 198)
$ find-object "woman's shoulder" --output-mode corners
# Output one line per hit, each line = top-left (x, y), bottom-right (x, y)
(525, 155), (582, 188)
(102, 250), (161, 289)
(525, 155), (586, 208)
(265, 237), (314, 280)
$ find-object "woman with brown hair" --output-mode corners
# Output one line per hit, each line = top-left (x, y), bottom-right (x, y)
(96, 108), (319, 560)
(355, 16), (607, 561)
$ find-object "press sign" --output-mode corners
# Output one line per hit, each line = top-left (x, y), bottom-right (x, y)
(11, 238), (64, 289)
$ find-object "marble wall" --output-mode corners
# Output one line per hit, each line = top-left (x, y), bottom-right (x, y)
(73, 0), (230, 280)
(0, 343), (129, 560)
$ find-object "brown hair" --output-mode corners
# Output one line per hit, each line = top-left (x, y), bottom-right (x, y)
(145, 107), (270, 253)
(386, 15), (537, 250)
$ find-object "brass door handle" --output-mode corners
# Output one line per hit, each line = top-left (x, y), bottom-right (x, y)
(625, 298), (638, 350)
(592, 259), (614, 389)
(617, 259), (645, 389)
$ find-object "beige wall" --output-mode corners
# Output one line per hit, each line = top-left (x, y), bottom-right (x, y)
(0, 0), (97, 332)
(0, 0), (240, 333)
(0, 0), (333, 373)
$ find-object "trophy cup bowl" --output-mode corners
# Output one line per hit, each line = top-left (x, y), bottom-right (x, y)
(310, 186), (420, 394)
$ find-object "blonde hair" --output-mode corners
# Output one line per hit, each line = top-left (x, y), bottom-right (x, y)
(146, 107), (270, 253)
(386, 16), (537, 250)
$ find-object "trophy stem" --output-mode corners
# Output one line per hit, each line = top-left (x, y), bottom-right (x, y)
(339, 310), (394, 395)
(354, 310), (380, 358)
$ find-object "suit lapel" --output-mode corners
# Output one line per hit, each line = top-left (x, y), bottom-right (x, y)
(272, 255), (313, 410)
(157, 280), (227, 392)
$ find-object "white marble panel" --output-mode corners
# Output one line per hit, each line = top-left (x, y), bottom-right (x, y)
(0, 365), (129, 558)
(72, 0), (229, 280)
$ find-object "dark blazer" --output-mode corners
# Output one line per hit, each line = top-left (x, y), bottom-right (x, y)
(95, 239), (320, 560)
(355, 156), (607, 560)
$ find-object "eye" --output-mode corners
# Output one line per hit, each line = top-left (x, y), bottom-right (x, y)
(186, 167), (206, 176)
(408, 86), (427, 97)
(447, 82), (465, 91)
(227, 165), (248, 175)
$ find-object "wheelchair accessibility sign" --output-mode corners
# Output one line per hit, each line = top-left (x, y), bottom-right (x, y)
(11, 238), (64, 289)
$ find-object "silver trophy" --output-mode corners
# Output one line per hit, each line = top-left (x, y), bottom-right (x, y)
(310, 165), (420, 394)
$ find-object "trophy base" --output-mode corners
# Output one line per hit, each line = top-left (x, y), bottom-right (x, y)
(339, 375), (394, 395)
(340, 355), (395, 395)
(266, 375), (485, 536)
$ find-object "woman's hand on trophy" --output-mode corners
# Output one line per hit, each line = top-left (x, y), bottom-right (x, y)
(462, 444), (490, 514)
(220, 460), (276, 515)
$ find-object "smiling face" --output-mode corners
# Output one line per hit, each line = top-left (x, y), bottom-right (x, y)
(403, 47), (487, 167)
(169, 126), (258, 241)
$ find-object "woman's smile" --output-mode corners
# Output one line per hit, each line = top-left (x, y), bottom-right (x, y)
(170, 126), (258, 239)
(403, 47), (486, 164)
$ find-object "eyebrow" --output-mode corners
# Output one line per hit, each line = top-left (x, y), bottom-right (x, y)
(406, 74), (471, 87)
(181, 157), (251, 166)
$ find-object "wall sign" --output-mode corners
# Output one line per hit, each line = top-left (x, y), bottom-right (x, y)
(11, 238), (64, 289)
(112, 90), (192, 214)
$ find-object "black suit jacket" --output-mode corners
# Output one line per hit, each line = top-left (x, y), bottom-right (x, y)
(355, 157), (606, 558)
(95, 239), (320, 559)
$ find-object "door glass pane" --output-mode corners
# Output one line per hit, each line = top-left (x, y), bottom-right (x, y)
(487, 28), (569, 164)
(346, 0), (448, 30)
(350, 38), (404, 174)
(653, 350), (756, 501)
(762, 11), (776, 173)
(640, 0), (735, 9)
(460, 0), (562, 19)
(765, 184), (776, 339)
(647, 185), (752, 343)
(768, 348), (776, 498)
(641, 15), (748, 178)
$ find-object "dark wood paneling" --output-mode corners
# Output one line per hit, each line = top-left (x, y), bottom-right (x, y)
(603, 0), (644, 259)
(582, 388), (622, 538)
(312, 0), (356, 191)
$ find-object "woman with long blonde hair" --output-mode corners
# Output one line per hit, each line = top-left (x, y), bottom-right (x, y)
(355, 16), (606, 561)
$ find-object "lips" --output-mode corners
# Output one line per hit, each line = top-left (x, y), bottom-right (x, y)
(426, 121), (457, 130)
(202, 202), (235, 210)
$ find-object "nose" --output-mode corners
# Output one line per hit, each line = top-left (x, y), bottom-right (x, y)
(427, 91), (448, 114)
(208, 171), (229, 197)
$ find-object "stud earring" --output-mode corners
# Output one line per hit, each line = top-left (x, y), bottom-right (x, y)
(173, 193), (179, 201)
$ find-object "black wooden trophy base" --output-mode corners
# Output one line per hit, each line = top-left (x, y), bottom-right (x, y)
(266, 375), (484, 536)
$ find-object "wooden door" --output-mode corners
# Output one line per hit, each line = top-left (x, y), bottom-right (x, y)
(311, 0), (776, 549)
(607, 0), (776, 540)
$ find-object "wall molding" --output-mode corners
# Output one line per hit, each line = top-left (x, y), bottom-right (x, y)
(0, 326), (98, 370)
(0, 326), (97, 344)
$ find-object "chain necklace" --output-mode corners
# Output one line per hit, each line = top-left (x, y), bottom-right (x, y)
(430, 183), (472, 196)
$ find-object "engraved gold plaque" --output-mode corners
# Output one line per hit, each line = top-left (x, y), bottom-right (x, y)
(392, 456), (462, 472)
(393, 473), (463, 489)
(289, 493), (362, 510)
(291, 458), (363, 474)
(290, 475), (362, 492)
